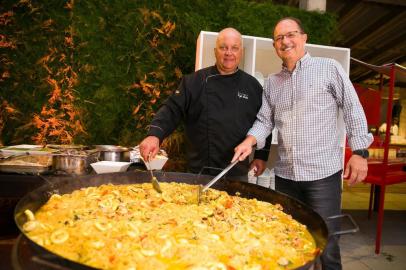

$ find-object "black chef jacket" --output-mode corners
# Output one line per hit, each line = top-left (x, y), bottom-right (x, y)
(147, 66), (271, 177)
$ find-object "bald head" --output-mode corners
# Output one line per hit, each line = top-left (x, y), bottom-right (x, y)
(216, 28), (242, 47)
(214, 28), (243, 75)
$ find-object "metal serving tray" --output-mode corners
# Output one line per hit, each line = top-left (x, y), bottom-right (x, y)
(0, 154), (53, 174)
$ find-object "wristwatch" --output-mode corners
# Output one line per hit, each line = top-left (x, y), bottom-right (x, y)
(352, 149), (369, 159)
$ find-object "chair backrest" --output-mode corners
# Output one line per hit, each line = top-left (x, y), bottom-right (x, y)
(354, 84), (381, 127)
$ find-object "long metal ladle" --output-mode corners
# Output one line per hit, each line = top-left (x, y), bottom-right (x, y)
(197, 160), (238, 204)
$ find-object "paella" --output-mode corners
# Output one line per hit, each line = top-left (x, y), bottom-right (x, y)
(22, 182), (318, 269)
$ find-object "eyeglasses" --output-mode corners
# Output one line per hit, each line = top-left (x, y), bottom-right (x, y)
(217, 45), (240, 53)
(274, 31), (303, 43)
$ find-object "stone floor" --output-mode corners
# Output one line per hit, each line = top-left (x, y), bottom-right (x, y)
(340, 182), (406, 270)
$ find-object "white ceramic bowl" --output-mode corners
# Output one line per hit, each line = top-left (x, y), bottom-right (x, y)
(90, 161), (131, 174)
(142, 155), (168, 170)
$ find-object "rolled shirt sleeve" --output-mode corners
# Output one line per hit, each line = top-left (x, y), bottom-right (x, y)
(331, 61), (373, 150)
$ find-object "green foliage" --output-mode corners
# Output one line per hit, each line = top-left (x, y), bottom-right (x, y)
(1, 0), (73, 143)
(1, 0), (338, 155)
(227, 0), (338, 45)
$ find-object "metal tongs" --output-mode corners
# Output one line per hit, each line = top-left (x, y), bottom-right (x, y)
(145, 153), (162, 193)
(197, 160), (238, 204)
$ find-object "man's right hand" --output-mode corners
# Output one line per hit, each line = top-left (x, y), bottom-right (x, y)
(139, 136), (160, 161)
(232, 135), (257, 163)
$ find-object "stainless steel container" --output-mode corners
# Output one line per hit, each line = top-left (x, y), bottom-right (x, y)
(47, 144), (87, 151)
(94, 145), (130, 162)
(52, 151), (99, 175)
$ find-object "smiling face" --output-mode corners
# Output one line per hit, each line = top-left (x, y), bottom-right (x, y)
(214, 28), (243, 75)
(273, 19), (307, 69)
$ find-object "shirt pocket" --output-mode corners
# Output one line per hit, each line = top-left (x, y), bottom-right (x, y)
(300, 79), (335, 114)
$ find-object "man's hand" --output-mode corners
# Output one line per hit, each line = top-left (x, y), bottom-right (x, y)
(343, 154), (368, 186)
(232, 135), (257, 163)
(139, 136), (160, 161)
(250, 159), (267, 176)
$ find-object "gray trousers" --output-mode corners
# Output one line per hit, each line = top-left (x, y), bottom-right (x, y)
(275, 170), (342, 270)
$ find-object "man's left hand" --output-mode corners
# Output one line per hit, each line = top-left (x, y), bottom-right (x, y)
(249, 159), (267, 176)
(343, 155), (368, 185)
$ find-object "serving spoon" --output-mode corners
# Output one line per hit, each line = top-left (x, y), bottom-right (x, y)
(143, 153), (162, 193)
(197, 160), (238, 204)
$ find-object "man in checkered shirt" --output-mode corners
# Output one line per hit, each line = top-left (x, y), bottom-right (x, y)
(233, 17), (373, 270)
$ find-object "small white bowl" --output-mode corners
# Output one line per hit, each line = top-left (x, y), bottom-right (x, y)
(90, 161), (131, 174)
(142, 155), (168, 170)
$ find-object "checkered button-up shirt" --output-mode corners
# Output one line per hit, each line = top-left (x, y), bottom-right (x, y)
(248, 53), (373, 181)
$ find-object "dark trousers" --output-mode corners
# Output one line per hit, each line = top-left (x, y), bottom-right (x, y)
(275, 171), (342, 270)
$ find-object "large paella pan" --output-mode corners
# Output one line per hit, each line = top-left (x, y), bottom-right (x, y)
(14, 171), (329, 270)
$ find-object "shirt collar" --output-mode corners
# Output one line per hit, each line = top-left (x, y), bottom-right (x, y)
(282, 52), (311, 73)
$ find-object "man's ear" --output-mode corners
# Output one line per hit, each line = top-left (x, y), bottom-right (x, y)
(303, 33), (308, 43)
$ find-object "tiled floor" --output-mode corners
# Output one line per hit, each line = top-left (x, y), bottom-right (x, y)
(340, 209), (406, 270)
(340, 183), (406, 270)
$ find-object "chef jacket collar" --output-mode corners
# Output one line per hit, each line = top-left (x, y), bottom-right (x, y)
(212, 65), (240, 76)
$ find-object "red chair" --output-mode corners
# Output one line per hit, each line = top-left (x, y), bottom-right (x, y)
(351, 58), (406, 254)
(364, 162), (406, 254)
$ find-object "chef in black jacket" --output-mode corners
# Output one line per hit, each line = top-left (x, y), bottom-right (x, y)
(140, 27), (271, 178)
